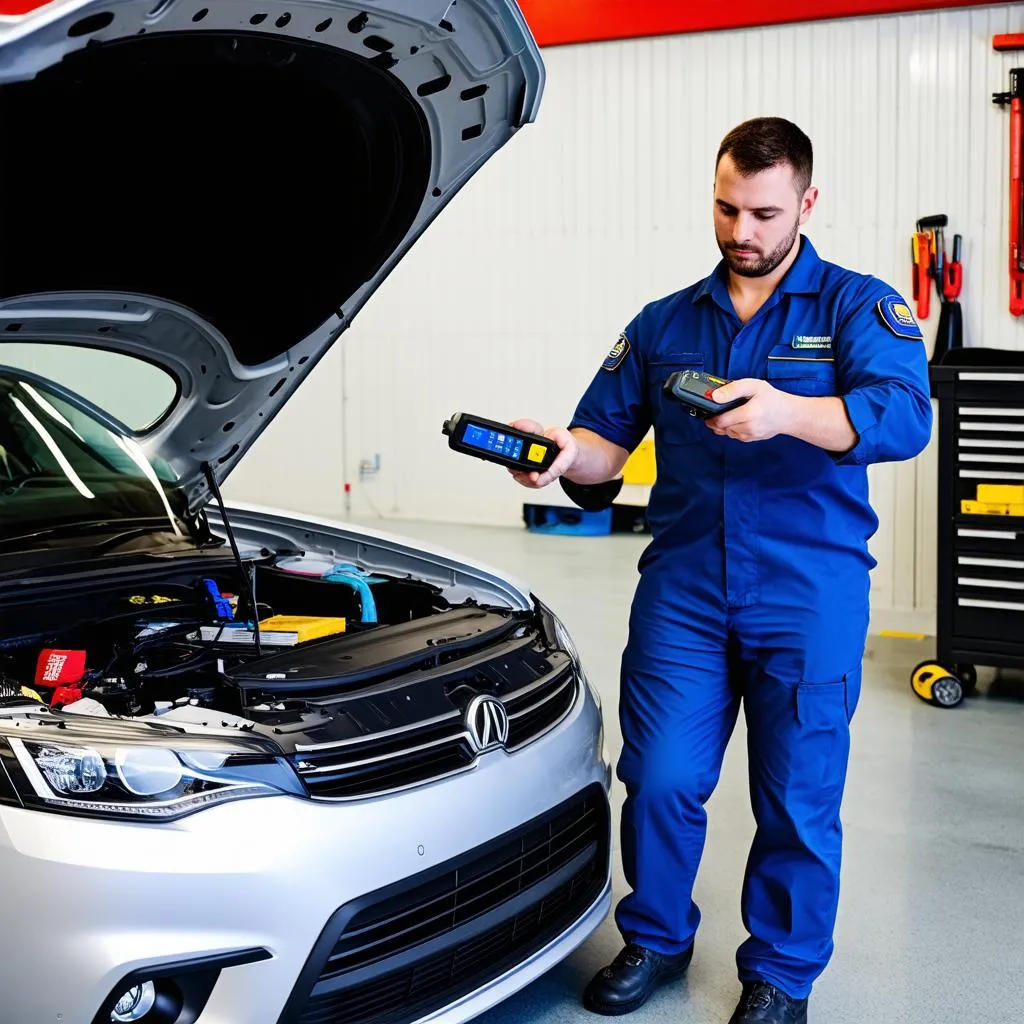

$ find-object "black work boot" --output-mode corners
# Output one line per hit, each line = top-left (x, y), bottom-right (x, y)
(728, 981), (808, 1023)
(582, 941), (694, 1016)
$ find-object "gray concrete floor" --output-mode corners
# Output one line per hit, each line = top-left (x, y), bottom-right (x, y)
(355, 518), (1024, 1024)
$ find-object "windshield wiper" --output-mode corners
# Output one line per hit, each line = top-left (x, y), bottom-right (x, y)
(0, 518), (191, 553)
(90, 525), (211, 555)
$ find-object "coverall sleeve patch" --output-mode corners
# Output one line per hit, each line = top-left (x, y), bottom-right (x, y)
(602, 333), (631, 371)
(876, 294), (923, 339)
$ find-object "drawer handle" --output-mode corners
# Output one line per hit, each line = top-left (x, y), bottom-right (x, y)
(959, 470), (1024, 480)
(958, 422), (1024, 432)
(959, 556), (1024, 569)
(958, 407), (1024, 417)
(959, 454), (1024, 464)
(958, 373), (1024, 382)
(958, 597), (1024, 611)
(958, 576), (1024, 590)
(959, 440), (1024, 449)
(957, 529), (1018, 539)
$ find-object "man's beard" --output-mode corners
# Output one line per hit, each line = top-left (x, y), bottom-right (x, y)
(718, 220), (799, 277)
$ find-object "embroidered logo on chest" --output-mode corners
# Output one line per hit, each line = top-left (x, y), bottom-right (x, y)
(790, 335), (833, 349)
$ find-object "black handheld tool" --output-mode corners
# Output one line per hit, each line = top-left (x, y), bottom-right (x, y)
(442, 412), (560, 472)
(663, 370), (747, 419)
(932, 231), (965, 365)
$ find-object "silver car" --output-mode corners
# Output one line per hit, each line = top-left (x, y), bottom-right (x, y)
(0, 2), (612, 1022)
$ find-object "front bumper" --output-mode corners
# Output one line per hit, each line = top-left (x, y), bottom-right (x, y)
(0, 686), (611, 1024)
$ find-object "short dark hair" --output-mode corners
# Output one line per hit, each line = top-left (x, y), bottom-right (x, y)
(716, 117), (813, 194)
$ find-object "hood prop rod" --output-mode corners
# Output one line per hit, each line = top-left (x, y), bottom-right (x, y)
(202, 462), (262, 658)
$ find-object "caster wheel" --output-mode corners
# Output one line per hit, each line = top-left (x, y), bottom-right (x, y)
(953, 663), (977, 693)
(910, 661), (964, 709)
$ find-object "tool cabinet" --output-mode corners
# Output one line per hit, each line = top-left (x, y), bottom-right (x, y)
(920, 349), (1024, 706)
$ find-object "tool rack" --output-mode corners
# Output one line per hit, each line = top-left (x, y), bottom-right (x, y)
(916, 348), (1024, 707)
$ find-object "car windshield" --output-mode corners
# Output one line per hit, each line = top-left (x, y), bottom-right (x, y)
(0, 362), (190, 547)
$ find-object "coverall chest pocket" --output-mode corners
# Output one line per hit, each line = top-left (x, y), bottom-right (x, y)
(765, 346), (837, 397)
(648, 355), (706, 446)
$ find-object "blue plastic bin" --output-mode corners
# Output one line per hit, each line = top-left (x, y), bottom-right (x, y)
(522, 504), (613, 536)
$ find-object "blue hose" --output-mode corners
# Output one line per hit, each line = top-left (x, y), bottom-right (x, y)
(322, 563), (383, 624)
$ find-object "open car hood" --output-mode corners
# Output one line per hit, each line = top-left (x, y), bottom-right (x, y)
(0, 0), (543, 512)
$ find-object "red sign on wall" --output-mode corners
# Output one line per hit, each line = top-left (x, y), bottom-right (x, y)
(518, 0), (998, 47)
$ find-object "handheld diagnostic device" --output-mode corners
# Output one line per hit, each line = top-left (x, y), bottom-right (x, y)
(442, 413), (559, 472)
(663, 370), (747, 419)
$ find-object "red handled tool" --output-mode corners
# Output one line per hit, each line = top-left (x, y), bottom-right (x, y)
(993, 68), (1024, 317)
(943, 234), (964, 301)
(912, 230), (933, 320)
(913, 215), (948, 321)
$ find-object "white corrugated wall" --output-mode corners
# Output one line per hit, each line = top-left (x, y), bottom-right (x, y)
(226, 2), (1024, 633)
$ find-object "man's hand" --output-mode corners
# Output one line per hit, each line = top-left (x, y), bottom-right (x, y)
(506, 419), (580, 489)
(705, 379), (795, 442)
(706, 379), (859, 453)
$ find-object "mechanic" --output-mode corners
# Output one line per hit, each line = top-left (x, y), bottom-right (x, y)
(509, 117), (932, 1024)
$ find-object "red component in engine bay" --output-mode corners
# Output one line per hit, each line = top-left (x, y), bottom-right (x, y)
(50, 685), (84, 709)
(35, 648), (87, 689)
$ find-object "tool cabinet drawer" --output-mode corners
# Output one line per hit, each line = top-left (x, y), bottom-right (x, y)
(955, 555), (1024, 593)
(946, 371), (1024, 403)
(957, 403), (1024, 435)
(954, 521), (1024, 556)
(953, 593), (1024, 644)
(956, 406), (1024, 473)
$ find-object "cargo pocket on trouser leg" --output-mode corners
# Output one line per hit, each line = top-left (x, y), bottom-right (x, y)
(795, 675), (856, 793)
(738, 671), (862, 994)
(788, 675), (858, 953)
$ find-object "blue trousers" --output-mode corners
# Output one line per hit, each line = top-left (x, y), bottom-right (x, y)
(614, 555), (866, 1000)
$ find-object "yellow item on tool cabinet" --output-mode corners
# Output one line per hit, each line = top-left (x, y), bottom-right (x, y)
(961, 483), (1024, 517)
(977, 484), (1024, 503)
(961, 500), (1024, 516)
(623, 440), (656, 486)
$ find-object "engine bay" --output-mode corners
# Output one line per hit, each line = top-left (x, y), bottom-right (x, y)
(0, 550), (527, 735)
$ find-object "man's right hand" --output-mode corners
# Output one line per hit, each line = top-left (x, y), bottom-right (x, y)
(506, 419), (579, 489)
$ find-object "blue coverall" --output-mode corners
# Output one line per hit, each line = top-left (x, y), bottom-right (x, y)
(568, 235), (932, 999)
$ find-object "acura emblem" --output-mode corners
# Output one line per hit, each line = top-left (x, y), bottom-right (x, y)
(465, 694), (510, 752)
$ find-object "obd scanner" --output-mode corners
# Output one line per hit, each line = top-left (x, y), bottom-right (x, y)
(442, 411), (624, 511)
(663, 369), (747, 419)
(442, 412), (559, 472)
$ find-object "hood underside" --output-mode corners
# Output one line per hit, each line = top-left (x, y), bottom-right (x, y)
(0, 0), (543, 510)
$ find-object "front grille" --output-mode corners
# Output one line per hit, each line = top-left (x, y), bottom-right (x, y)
(295, 717), (476, 800)
(295, 658), (579, 800)
(290, 786), (609, 1024)
(505, 671), (577, 750)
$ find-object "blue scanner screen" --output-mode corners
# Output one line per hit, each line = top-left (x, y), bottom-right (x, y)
(463, 423), (524, 460)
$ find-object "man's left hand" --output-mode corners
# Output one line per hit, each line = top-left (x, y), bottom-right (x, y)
(705, 378), (795, 442)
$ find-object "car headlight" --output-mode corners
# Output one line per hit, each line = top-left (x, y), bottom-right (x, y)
(2, 735), (303, 822)
(536, 598), (601, 710)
